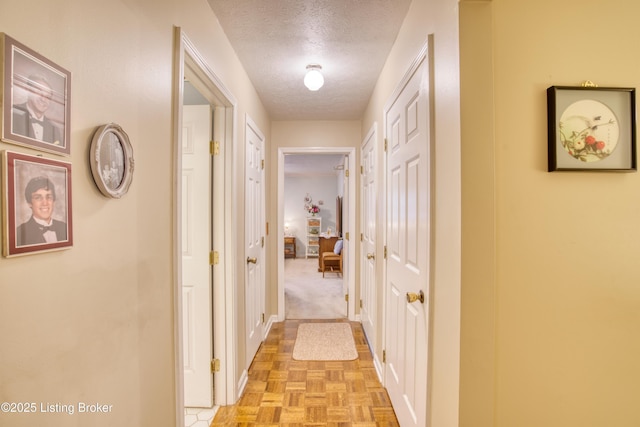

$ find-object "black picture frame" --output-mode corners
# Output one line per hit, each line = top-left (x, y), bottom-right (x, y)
(547, 86), (636, 172)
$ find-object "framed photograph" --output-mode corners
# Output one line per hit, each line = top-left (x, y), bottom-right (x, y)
(1, 33), (71, 155)
(547, 86), (637, 171)
(2, 150), (73, 257)
(89, 123), (134, 198)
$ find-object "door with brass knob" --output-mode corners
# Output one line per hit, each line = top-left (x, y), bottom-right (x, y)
(244, 117), (265, 372)
(383, 51), (430, 427)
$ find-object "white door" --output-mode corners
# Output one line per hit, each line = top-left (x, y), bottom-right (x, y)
(361, 126), (377, 348)
(182, 104), (214, 407)
(384, 55), (431, 427)
(244, 117), (265, 368)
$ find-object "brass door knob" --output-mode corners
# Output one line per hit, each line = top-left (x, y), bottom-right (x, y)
(246, 257), (257, 264)
(367, 253), (375, 260)
(406, 290), (425, 304)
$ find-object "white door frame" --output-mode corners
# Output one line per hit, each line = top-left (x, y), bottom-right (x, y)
(172, 28), (238, 425)
(277, 147), (357, 321)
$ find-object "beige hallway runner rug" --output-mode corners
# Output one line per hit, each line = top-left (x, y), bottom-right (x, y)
(292, 323), (358, 361)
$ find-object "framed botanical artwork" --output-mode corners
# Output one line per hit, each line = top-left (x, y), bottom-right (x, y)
(89, 123), (134, 198)
(1, 33), (71, 155)
(547, 86), (637, 171)
(2, 150), (73, 257)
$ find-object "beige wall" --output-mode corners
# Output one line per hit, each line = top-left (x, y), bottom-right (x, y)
(0, 0), (268, 426)
(460, 0), (640, 426)
(459, 2), (496, 426)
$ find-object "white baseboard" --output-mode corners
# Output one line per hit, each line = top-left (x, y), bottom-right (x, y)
(236, 369), (248, 400)
(264, 314), (278, 339)
(238, 315), (277, 401)
(373, 352), (384, 383)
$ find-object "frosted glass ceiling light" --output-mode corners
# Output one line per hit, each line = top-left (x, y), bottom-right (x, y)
(304, 64), (324, 91)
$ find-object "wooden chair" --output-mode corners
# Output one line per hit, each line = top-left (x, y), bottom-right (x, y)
(321, 240), (343, 277)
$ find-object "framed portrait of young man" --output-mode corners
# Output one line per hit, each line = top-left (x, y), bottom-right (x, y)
(2, 151), (73, 257)
(1, 33), (71, 155)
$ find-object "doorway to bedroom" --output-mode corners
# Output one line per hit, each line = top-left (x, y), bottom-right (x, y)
(277, 148), (356, 321)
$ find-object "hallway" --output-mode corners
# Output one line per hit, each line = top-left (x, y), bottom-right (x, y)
(211, 319), (399, 426)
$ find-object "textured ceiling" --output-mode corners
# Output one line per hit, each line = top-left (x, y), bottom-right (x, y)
(206, 0), (412, 120)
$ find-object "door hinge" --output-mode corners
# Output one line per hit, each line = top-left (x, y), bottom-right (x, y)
(345, 232), (349, 241)
(210, 251), (219, 265)
(345, 294), (349, 302)
(384, 138), (388, 152)
(360, 165), (364, 174)
(210, 140), (220, 155)
(360, 233), (363, 242)
(382, 350), (386, 363)
(261, 236), (265, 248)
(261, 313), (265, 324)
(384, 246), (387, 259)
(261, 159), (265, 170)
(345, 169), (349, 177)
(359, 299), (363, 308)
(211, 358), (221, 372)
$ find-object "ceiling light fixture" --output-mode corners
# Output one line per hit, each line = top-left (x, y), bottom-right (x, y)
(304, 64), (324, 91)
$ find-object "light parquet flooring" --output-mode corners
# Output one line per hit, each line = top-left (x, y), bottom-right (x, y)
(211, 319), (399, 427)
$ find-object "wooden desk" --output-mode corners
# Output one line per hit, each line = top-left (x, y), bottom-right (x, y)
(318, 236), (339, 270)
(284, 236), (296, 258)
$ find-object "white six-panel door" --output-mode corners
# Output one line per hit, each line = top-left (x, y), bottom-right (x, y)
(244, 116), (265, 369)
(361, 124), (377, 351)
(384, 53), (431, 427)
(182, 104), (214, 407)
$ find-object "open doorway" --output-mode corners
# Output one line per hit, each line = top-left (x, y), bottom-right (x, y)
(173, 28), (238, 427)
(277, 147), (357, 322)
(283, 153), (347, 319)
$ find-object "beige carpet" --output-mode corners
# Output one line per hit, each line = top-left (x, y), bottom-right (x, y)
(285, 258), (346, 319)
(292, 323), (358, 361)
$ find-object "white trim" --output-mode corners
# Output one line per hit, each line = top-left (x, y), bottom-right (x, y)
(264, 314), (277, 340)
(277, 147), (357, 321)
(172, 28), (239, 422)
(236, 369), (249, 400)
(172, 28), (186, 427)
(372, 353), (384, 383)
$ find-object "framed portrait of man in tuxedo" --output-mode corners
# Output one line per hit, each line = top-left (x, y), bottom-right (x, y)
(2, 151), (73, 257)
(1, 33), (71, 155)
